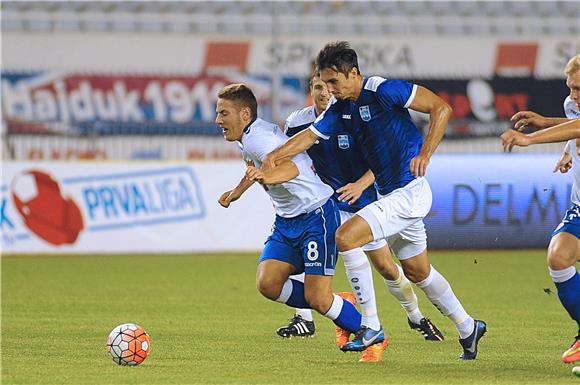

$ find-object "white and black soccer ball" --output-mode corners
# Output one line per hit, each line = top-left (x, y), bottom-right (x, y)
(106, 323), (151, 366)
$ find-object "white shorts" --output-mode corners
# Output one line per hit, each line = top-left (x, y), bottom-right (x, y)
(339, 210), (387, 251)
(356, 177), (432, 260)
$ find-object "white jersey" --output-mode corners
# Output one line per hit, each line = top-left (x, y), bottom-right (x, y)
(239, 118), (333, 218)
(563, 96), (580, 205)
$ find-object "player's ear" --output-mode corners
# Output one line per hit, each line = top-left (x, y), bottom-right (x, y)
(241, 106), (252, 121)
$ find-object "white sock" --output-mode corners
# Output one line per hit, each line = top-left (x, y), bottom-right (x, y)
(341, 248), (380, 330)
(416, 265), (474, 339)
(289, 273), (313, 321)
(549, 266), (577, 283)
(324, 294), (344, 320)
(384, 264), (424, 324)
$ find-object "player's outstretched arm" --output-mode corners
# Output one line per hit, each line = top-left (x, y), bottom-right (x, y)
(246, 159), (299, 185)
(262, 129), (319, 170)
(218, 174), (256, 208)
(408, 86), (453, 177)
(553, 142), (572, 174)
(336, 169), (375, 205)
(510, 111), (571, 132)
(501, 119), (580, 152)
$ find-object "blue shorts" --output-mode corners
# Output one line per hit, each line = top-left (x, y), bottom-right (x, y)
(259, 199), (340, 276)
(552, 204), (580, 239)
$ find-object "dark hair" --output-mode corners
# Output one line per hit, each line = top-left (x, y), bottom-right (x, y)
(217, 83), (258, 119)
(315, 41), (360, 77)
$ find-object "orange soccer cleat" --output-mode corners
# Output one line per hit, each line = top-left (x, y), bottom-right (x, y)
(335, 291), (357, 347)
(359, 336), (390, 363)
(563, 337), (580, 364)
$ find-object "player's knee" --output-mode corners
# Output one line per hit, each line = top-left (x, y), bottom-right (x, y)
(335, 227), (356, 251)
(401, 264), (429, 283)
(547, 245), (575, 270)
(256, 276), (282, 301)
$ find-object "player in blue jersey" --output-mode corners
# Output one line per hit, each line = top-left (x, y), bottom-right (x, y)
(502, 54), (580, 365)
(216, 83), (374, 354)
(264, 41), (487, 360)
(276, 73), (444, 362)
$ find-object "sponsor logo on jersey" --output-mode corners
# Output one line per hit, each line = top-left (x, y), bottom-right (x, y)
(342, 114), (351, 119)
(359, 105), (371, 121)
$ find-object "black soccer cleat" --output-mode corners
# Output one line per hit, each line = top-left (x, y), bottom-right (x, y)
(408, 317), (444, 341)
(276, 315), (315, 338)
(459, 319), (487, 360)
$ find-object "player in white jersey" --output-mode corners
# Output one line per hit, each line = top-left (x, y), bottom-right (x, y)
(216, 83), (373, 353)
(276, 73), (443, 362)
(501, 54), (580, 364)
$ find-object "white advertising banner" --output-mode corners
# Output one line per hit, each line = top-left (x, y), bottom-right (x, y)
(2, 32), (577, 78)
(1, 162), (274, 253)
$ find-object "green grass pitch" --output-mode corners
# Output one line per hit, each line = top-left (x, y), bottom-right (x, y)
(2, 250), (578, 384)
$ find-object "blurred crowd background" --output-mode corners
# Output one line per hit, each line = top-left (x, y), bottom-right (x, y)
(2, 0), (579, 162)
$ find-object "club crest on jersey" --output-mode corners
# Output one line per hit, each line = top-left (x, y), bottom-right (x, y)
(338, 135), (350, 149)
(359, 105), (371, 121)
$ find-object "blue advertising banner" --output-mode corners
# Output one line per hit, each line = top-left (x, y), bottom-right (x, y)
(426, 154), (571, 248)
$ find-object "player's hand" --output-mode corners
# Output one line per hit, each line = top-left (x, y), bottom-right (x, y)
(500, 129), (532, 152)
(218, 190), (236, 208)
(336, 182), (365, 205)
(262, 154), (277, 171)
(553, 152), (573, 173)
(246, 166), (266, 183)
(510, 111), (547, 132)
(410, 154), (430, 177)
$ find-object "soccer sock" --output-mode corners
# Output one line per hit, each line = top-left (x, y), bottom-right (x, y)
(549, 266), (580, 331)
(416, 265), (474, 339)
(384, 264), (424, 325)
(275, 278), (310, 309)
(289, 273), (314, 321)
(341, 248), (381, 330)
(324, 294), (362, 333)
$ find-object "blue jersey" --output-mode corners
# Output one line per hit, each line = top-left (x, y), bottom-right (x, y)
(311, 76), (422, 196)
(285, 105), (378, 213)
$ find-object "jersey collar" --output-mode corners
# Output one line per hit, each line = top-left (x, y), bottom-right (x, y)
(243, 117), (257, 135)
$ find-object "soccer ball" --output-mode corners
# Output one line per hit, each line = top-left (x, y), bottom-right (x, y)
(106, 323), (151, 366)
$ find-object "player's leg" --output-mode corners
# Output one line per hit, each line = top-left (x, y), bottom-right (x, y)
(393, 228), (485, 360)
(338, 211), (381, 332)
(276, 272), (316, 338)
(334, 215), (386, 352)
(258, 230), (311, 309)
(300, 199), (375, 349)
(365, 243), (444, 341)
(547, 230), (580, 363)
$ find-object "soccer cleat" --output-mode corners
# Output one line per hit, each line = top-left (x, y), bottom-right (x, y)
(359, 335), (390, 362)
(562, 336), (580, 363)
(408, 318), (444, 341)
(459, 319), (487, 360)
(341, 326), (385, 352)
(335, 292), (357, 347)
(276, 315), (315, 338)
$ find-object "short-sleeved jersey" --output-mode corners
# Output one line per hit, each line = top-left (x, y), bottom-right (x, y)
(310, 76), (421, 196)
(563, 96), (580, 205)
(285, 105), (378, 213)
(238, 118), (333, 218)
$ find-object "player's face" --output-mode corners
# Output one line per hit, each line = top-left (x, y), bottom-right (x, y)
(310, 76), (330, 113)
(320, 67), (358, 101)
(567, 70), (580, 110)
(215, 99), (247, 142)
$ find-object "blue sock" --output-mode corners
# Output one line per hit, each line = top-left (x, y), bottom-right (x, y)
(334, 300), (362, 333)
(275, 279), (310, 309)
(555, 272), (580, 332)
(324, 295), (361, 333)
